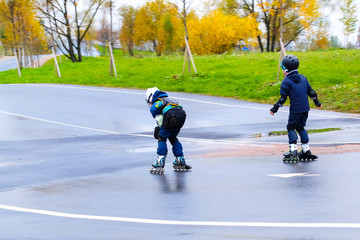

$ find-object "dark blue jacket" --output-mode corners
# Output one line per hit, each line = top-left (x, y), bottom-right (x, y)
(280, 70), (312, 113)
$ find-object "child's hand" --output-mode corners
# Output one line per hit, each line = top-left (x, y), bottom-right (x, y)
(270, 111), (274, 116)
(317, 105), (322, 110)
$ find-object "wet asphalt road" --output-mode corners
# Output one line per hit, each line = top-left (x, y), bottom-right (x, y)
(0, 84), (360, 240)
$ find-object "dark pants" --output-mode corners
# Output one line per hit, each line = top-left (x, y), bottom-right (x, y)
(157, 127), (183, 157)
(287, 111), (309, 144)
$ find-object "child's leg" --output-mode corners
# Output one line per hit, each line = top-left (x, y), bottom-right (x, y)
(287, 112), (302, 144)
(169, 129), (190, 169)
(157, 138), (168, 156)
(296, 112), (311, 153)
(296, 112), (309, 144)
(157, 128), (171, 156)
(170, 137), (183, 157)
(168, 129), (183, 157)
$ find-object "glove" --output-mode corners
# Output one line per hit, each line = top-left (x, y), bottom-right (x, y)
(155, 114), (163, 126)
(270, 107), (277, 114)
(154, 126), (160, 139)
(314, 99), (322, 108)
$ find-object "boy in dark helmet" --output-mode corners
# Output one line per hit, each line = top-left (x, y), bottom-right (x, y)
(145, 87), (191, 174)
(270, 55), (322, 163)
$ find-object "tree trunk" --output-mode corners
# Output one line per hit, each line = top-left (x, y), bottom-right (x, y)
(270, 11), (279, 52)
(257, 35), (264, 52)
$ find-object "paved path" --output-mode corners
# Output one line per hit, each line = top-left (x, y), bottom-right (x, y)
(0, 55), (52, 72)
(0, 84), (360, 240)
(0, 56), (16, 72)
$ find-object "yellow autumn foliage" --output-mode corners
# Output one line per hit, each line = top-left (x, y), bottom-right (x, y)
(297, 0), (320, 28)
(157, 12), (183, 54)
(0, 0), (47, 53)
(187, 10), (259, 55)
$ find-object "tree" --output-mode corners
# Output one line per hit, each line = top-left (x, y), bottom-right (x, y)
(0, 21), (4, 56)
(133, 0), (169, 56)
(339, 0), (358, 48)
(157, 12), (183, 54)
(0, 0), (47, 66)
(312, 20), (330, 50)
(329, 35), (341, 48)
(36, 0), (105, 62)
(104, 0), (114, 47)
(212, 0), (322, 52)
(167, 0), (198, 72)
(119, 4), (138, 56)
(96, 13), (110, 55)
(187, 10), (258, 54)
(357, 26), (360, 48)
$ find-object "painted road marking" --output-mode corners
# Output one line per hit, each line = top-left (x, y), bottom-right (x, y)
(268, 172), (320, 178)
(0, 109), (358, 145)
(0, 110), (261, 146)
(0, 204), (359, 228)
(18, 84), (360, 119)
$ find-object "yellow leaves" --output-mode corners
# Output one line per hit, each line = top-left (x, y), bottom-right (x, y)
(0, 0), (47, 50)
(188, 10), (258, 55)
(297, 0), (320, 28)
(257, 0), (285, 16)
(133, 0), (184, 55)
(134, 0), (167, 45)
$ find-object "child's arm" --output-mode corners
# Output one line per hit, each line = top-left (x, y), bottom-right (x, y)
(270, 95), (287, 115)
(308, 88), (322, 109)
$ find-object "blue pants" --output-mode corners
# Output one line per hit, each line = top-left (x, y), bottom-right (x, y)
(157, 127), (183, 157)
(287, 112), (309, 144)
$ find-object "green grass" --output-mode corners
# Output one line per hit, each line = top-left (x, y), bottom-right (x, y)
(0, 49), (359, 113)
(268, 128), (342, 136)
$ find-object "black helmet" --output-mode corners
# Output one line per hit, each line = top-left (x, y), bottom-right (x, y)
(281, 55), (299, 72)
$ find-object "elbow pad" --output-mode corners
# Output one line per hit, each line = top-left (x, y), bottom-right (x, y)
(278, 95), (287, 105)
(309, 89), (318, 99)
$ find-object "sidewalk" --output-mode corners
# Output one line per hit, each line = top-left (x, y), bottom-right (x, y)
(0, 56), (15, 62)
(0, 55), (53, 68)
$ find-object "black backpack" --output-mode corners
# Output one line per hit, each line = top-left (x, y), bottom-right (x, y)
(162, 107), (186, 129)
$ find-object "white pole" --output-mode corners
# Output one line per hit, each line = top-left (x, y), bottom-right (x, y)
(52, 47), (61, 77)
(184, 37), (197, 73)
(277, 38), (287, 81)
(108, 42), (117, 77)
(279, 38), (287, 57)
(182, 48), (188, 74)
(14, 49), (21, 77)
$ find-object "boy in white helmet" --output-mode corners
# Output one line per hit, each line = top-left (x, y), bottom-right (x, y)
(145, 87), (191, 174)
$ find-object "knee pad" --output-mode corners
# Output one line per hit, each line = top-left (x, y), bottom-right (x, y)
(158, 135), (166, 142)
(287, 124), (295, 131)
(296, 126), (305, 133)
(154, 126), (160, 139)
(169, 136), (178, 145)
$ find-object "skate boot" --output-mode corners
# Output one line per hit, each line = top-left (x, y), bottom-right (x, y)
(283, 144), (299, 164)
(150, 155), (166, 174)
(172, 156), (192, 172)
(298, 149), (318, 162)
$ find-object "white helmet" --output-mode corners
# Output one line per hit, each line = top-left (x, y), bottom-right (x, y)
(145, 87), (159, 104)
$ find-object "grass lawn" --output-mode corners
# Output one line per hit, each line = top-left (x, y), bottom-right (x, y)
(0, 49), (359, 113)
